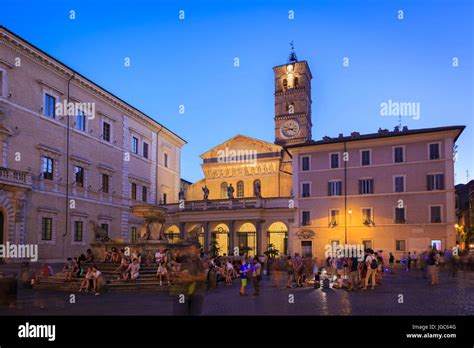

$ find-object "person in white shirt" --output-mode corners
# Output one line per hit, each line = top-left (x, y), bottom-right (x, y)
(126, 258), (140, 280)
(91, 266), (103, 295)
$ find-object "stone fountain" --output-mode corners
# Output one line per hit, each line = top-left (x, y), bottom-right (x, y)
(90, 205), (191, 260)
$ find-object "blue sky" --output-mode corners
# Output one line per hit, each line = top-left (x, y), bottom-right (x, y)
(1, 0), (472, 183)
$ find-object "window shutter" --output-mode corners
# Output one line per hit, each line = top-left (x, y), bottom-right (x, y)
(358, 180), (362, 194)
(328, 182), (332, 196)
(440, 174), (445, 190)
(370, 179), (374, 194)
(427, 175), (431, 191)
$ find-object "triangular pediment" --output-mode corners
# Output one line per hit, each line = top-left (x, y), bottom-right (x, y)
(200, 134), (283, 160)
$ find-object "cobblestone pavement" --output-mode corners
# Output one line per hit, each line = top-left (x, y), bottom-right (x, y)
(0, 266), (473, 316)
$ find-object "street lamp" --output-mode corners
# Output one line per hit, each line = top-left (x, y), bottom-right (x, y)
(346, 208), (352, 244)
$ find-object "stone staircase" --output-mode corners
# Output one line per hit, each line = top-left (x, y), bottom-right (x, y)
(33, 262), (175, 292)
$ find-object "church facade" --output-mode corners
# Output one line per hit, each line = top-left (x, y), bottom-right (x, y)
(166, 52), (465, 260)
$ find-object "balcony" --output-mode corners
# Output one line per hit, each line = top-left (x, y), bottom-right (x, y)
(0, 167), (33, 189)
(165, 196), (293, 213)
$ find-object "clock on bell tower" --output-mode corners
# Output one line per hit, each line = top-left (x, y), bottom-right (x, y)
(273, 46), (313, 146)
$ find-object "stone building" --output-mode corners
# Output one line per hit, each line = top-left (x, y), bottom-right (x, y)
(0, 26), (185, 261)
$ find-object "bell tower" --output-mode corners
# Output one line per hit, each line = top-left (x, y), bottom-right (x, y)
(273, 44), (312, 146)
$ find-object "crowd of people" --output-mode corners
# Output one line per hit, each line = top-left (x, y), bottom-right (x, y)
(50, 244), (474, 298)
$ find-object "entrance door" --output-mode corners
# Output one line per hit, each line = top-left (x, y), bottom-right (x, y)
(301, 240), (313, 257)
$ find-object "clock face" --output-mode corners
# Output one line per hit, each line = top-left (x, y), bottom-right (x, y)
(281, 119), (300, 138)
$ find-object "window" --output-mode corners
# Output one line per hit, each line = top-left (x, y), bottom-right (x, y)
(395, 207), (406, 223)
(142, 186), (147, 202)
(101, 224), (109, 235)
(76, 110), (86, 131)
(74, 221), (83, 242)
(359, 179), (374, 194)
(294, 77), (299, 88)
(164, 153), (168, 168)
(394, 146), (404, 163)
(328, 181), (342, 196)
(41, 217), (52, 241)
(102, 122), (111, 142)
(362, 208), (373, 224)
(130, 227), (137, 243)
(42, 157), (54, 180)
(302, 211), (311, 226)
(44, 93), (56, 119)
(427, 174), (444, 191)
(431, 240), (442, 251)
(361, 150), (371, 166)
(131, 183), (137, 200)
(329, 209), (339, 226)
(396, 240), (406, 251)
(301, 183), (311, 197)
(362, 240), (372, 250)
(429, 143), (440, 160)
(163, 193), (167, 205)
(143, 142), (149, 159)
(282, 78), (288, 90)
(394, 176), (405, 193)
(220, 182), (228, 199)
(430, 206), (442, 223)
(237, 181), (244, 198)
(301, 156), (310, 171)
(101, 174), (109, 194)
(74, 166), (84, 188)
(301, 240), (312, 257)
(330, 153), (339, 168)
(131, 137), (139, 154)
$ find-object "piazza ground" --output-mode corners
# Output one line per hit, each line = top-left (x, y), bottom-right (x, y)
(0, 266), (473, 315)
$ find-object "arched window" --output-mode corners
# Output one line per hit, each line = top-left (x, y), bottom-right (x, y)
(237, 181), (244, 198)
(253, 179), (261, 197)
(220, 182), (228, 199)
(282, 78), (288, 90)
(294, 77), (299, 88)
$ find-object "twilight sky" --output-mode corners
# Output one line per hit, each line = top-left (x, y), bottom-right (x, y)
(1, 0), (472, 183)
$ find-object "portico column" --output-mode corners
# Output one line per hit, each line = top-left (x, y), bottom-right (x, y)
(256, 219), (264, 256)
(203, 222), (210, 253)
(229, 220), (235, 256)
(179, 221), (186, 240)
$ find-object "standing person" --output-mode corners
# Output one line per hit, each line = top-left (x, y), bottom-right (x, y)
(348, 257), (359, 291)
(293, 253), (303, 287)
(412, 251), (418, 269)
(239, 260), (249, 296)
(286, 256), (294, 288)
(389, 252), (395, 274)
(172, 244), (207, 315)
(407, 252), (412, 271)
(427, 246), (439, 285)
(363, 250), (377, 290)
(376, 253), (384, 285)
(252, 257), (262, 296)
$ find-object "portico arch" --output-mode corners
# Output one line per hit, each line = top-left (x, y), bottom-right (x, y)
(164, 224), (180, 243)
(210, 223), (229, 256)
(267, 221), (288, 256)
(238, 222), (256, 257)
